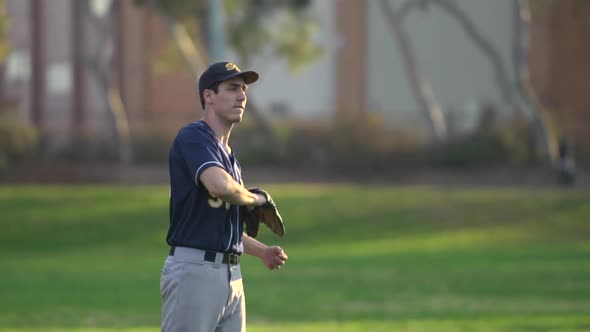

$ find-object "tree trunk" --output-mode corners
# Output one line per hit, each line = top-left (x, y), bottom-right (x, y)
(379, 0), (447, 143)
(86, 1), (132, 164)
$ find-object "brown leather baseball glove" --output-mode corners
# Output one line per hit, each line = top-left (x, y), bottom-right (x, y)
(244, 187), (285, 238)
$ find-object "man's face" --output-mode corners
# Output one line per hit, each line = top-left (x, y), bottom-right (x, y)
(207, 77), (248, 124)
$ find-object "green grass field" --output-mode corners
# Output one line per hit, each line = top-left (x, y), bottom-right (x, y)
(1, 184), (590, 332)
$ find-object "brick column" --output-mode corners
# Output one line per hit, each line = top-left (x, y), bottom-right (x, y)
(336, 0), (367, 116)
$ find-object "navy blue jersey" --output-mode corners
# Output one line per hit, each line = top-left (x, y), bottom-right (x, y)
(166, 120), (244, 253)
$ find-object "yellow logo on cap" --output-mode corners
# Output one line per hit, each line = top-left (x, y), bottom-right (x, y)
(225, 63), (240, 71)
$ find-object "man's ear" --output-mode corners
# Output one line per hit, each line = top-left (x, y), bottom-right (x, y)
(203, 89), (214, 105)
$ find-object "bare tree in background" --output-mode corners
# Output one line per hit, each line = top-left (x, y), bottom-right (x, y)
(84, 0), (132, 164)
(379, 0), (564, 164)
(418, 0), (558, 163)
(379, 0), (447, 143)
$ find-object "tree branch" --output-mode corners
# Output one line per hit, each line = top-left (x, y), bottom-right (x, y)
(379, 0), (447, 142)
(433, 0), (514, 102)
(148, 0), (207, 76)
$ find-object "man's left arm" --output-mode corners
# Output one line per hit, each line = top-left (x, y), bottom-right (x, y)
(243, 234), (288, 270)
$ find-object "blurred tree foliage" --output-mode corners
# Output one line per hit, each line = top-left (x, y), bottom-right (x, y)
(0, 0), (38, 171)
(134, 0), (323, 72)
(223, 0), (323, 72)
(268, 110), (537, 172)
(132, 0), (323, 163)
(0, 114), (38, 171)
(0, 0), (8, 61)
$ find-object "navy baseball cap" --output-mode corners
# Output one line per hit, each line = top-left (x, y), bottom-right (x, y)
(198, 61), (259, 98)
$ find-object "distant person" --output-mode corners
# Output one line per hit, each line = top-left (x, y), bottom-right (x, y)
(558, 138), (576, 186)
(160, 61), (288, 332)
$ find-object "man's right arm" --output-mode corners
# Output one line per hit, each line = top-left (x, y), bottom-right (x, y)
(200, 166), (265, 207)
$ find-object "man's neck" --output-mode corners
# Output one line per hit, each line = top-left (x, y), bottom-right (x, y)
(202, 112), (233, 149)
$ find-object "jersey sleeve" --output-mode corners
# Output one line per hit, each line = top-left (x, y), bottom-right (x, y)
(175, 126), (225, 186)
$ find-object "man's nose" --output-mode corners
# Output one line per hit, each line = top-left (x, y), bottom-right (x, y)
(237, 90), (247, 101)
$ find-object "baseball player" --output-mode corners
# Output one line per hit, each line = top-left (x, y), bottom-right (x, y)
(161, 61), (288, 332)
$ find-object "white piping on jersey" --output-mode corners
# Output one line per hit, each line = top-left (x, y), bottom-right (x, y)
(194, 161), (224, 186)
(224, 206), (234, 252)
(214, 138), (241, 252)
(223, 204), (242, 252)
(216, 140), (231, 161)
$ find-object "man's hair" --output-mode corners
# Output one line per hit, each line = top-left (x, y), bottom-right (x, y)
(200, 81), (221, 109)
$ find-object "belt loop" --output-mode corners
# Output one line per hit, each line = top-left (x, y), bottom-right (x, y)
(169, 246), (176, 256)
(204, 251), (217, 263)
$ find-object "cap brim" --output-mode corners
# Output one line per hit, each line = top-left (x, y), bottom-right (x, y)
(241, 71), (259, 84)
(224, 71), (259, 85)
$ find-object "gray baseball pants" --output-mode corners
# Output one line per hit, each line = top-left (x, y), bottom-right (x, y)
(160, 247), (246, 332)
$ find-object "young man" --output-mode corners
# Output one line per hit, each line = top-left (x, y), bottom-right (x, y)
(161, 61), (288, 332)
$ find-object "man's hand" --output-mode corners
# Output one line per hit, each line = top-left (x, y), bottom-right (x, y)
(260, 246), (288, 270)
